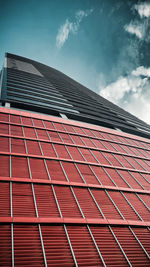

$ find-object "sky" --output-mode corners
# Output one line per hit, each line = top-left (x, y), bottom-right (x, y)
(0, 0), (150, 124)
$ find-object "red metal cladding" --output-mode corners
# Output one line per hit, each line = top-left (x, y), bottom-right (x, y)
(13, 225), (44, 266)
(90, 189), (122, 220)
(105, 168), (129, 188)
(23, 126), (36, 138)
(70, 134), (85, 146)
(0, 182), (10, 216)
(123, 192), (150, 221)
(22, 116), (33, 126)
(108, 191), (139, 221)
(0, 136), (9, 152)
(76, 164), (99, 185)
(0, 155), (10, 177)
(54, 185), (82, 218)
(61, 162), (84, 183)
(90, 226), (128, 266)
(10, 114), (21, 124)
(0, 225), (11, 267)
(26, 140), (42, 155)
(59, 133), (74, 144)
(130, 171), (150, 190)
(34, 184), (60, 217)
(131, 227), (150, 255)
(73, 187), (103, 219)
(12, 156), (30, 178)
(43, 120), (55, 130)
(12, 182), (36, 217)
(79, 148), (98, 163)
(138, 194), (150, 209)
(67, 146), (85, 161)
(53, 122), (66, 131)
(36, 129), (49, 140)
(80, 136), (96, 147)
(67, 225), (103, 266)
(46, 160), (67, 181)
(32, 118), (44, 128)
(0, 112), (9, 122)
(112, 226), (150, 266)
(10, 125), (23, 137)
(54, 144), (71, 159)
(48, 130), (62, 142)
(40, 142), (56, 157)
(117, 170), (143, 190)
(11, 138), (26, 154)
(90, 166), (115, 186)
(0, 123), (9, 134)
(29, 158), (49, 180)
(41, 225), (74, 266)
(91, 150), (111, 165)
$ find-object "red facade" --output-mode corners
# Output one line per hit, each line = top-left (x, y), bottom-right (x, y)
(0, 107), (150, 266)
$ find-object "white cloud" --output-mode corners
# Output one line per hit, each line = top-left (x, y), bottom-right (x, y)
(56, 9), (93, 49)
(124, 23), (144, 39)
(134, 2), (150, 18)
(99, 66), (150, 124)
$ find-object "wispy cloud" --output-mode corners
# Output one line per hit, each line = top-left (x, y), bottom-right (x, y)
(124, 22), (144, 39)
(99, 66), (150, 124)
(56, 9), (93, 49)
(134, 2), (150, 18)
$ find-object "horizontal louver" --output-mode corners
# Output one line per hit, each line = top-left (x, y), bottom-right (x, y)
(0, 225), (11, 267)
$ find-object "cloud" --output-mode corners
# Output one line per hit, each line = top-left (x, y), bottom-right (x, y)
(56, 9), (93, 49)
(124, 22), (144, 39)
(99, 66), (150, 124)
(134, 2), (150, 18)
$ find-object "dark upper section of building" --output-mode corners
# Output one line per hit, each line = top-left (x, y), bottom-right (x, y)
(0, 52), (150, 139)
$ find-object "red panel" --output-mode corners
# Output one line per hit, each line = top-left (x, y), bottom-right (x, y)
(59, 133), (73, 144)
(77, 164), (99, 185)
(12, 156), (29, 178)
(67, 225), (103, 266)
(91, 189), (122, 219)
(108, 133), (122, 142)
(10, 114), (21, 124)
(54, 144), (71, 159)
(92, 150), (110, 165)
(91, 139), (106, 149)
(83, 128), (95, 137)
(105, 168), (129, 188)
(0, 225), (11, 267)
(0, 182), (10, 216)
(12, 183), (36, 217)
(46, 160), (67, 181)
(62, 162), (84, 183)
(125, 156), (145, 170)
(29, 158), (48, 179)
(54, 185), (82, 218)
(0, 155), (9, 177)
(118, 170), (143, 189)
(72, 126), (85, 135)
(63, 124), (75, 133)
(79, 148), (97, 163)
(120, 144), (133, 155)
(11, 138), (26, 154)
(138, 194), (150, 209)
(108, 191), (139, 221)
(124, 192), (150, 221)
(70, 135), (84, 145)
(21, 116), (33, 126)
(100, 132), (110, 140)
(130, 172), (150, 190)
(112, 227), (150, 266)
(26, 140), (41, 155)
(91, 166), (114, 186)
(34, 184), (60, 217)
(41, 225), (74, 266)
(131, 227), (150, 255)
(90, 226), (128, 266)
(0, 136), (9, 152)
(23, 126), (36, 138)
(67, 146), (84, 161)
(36, 129), (49, 140)
(0, 123), (9, 134)
(40, 142), (56, 157)
(48, 130), (62, 142)
(102, 152), (122, 167)
(114, 154), (133, 169)
(101, 141), (115, 151)
(139, 159), (150, 171)
(32, 118), (44, 127)
(10, 125), (23, 136)
(73, 187), (102, 218)
(43, 120), (55, 130)
(14, 225), (44, 266)
(142, 173), (150, 183)
(53, 122), (66, 131)
(0, 112), (9, 122)
(81, 137), (96, 147)
(91, 130), (104, 139)
(110, 143), (126, 153)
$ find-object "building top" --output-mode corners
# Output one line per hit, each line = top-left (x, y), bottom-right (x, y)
(0, 52), (150, 139)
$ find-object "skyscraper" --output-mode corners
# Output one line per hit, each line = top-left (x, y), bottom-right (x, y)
(0, 53), (150, 266)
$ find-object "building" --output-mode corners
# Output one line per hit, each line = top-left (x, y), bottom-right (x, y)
(0, 53), (150, 266)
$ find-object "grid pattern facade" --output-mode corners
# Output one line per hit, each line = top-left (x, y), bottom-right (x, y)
(0, 108), (150, 266)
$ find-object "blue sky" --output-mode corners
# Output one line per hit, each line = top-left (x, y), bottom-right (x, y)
(0, 0), (150, 123)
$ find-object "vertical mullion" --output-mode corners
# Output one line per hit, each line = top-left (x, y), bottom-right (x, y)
(88, 165), (102, 185)
(64, 225), (78, 267)
(38, 139), (51, 181)
(140, 173), (150, 186)
(109, 226), (132, 266)
(115, 169), (132, 188)
(87, 225), (106, 267)
(129, 226), (150, 260)
(105, 190), (125, 220)
(31, 184), (47, 267)
(128, 171), (145, 190)
(70, 186), (84, 218)
(121, 192), (143, 221)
